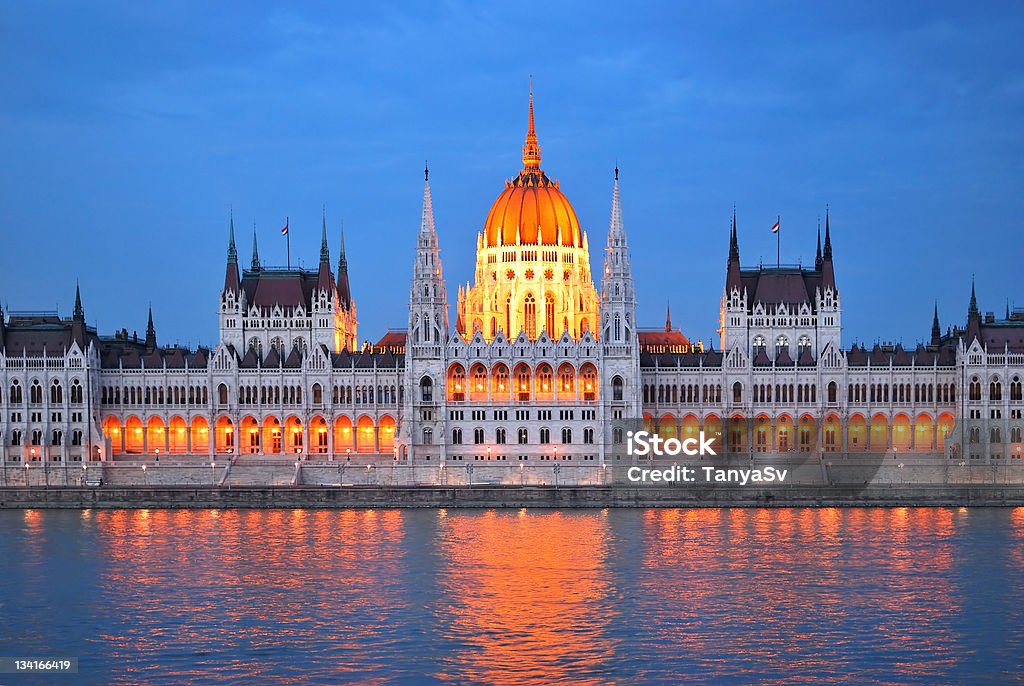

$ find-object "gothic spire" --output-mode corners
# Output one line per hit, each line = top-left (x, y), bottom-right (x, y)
(251, 222), (260, 271)
(665, 302), (672, 333)
(522, 84), (541, 171)
(821, 207), (835, 290)
(815, 219), (823, 270)
(728, 207), (739, 262)
(336, 220), (352, 310)
(227, 209), (237, 263)
(726, 207), (742, 292)
(145, 304), (156, 351)
(966, 277), (982, 343)
(320, 206), (330, 263)
(337, 221), (348, 270)
(968, 278), (979, 319)
(420, 163), (436, 238)
(609, 165), (625, 243)
(73, 281), (84, 321)
(823, 208), (833, 260)
(931, 302), (941, 345)
(224, 211), (240, 293)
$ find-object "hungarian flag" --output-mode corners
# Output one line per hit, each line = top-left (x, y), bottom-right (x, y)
(281, 218), (289, 236)
(770, 219), (780, 233)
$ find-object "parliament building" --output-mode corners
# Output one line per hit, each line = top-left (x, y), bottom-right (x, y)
(2, 94), (1023, 468)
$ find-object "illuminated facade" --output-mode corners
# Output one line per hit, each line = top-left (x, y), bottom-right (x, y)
(0, 94), (1022, 467)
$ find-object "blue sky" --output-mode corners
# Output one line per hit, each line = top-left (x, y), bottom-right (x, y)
(1, 2), (1021, 349)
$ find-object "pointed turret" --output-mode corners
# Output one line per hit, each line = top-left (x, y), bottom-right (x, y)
(145, 305), (156, 352)
(602, 165), (636, 344)
(73, 282), (84, 321)
(224, 211), (240, 293)
(409, 163), (448, 344)
(665, 302), (672, 333)
(821, 208), (835, 289)
(250, 223), (260, 271)
(69, 282), (87, 348)
(726, 208), (742, 292)
(965, 278), (982, 344)
(815, 221), (823, 270)
(931, 302), (941, 346)
(317, 208), (333, 292)
(336, 220), (352, 310)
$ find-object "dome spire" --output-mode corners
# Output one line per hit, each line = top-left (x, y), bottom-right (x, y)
(522, 79), (541, 171)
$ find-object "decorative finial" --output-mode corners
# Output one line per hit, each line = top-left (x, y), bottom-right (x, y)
(614, 163), (619, 181)
(522, 81), (541, 170)
(424, 161), (429, 181)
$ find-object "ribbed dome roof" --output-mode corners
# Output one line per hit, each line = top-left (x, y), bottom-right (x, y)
(482, 91), (582, 248)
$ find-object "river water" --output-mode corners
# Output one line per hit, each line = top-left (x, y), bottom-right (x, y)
(1, 507), (1022, 684)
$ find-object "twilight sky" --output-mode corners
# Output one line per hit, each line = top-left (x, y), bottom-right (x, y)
(1, 2), (1021, 350)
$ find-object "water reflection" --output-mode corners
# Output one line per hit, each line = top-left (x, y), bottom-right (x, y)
(0, 508), (1022, 684)
(434, 510), (616, 685)
(634, 508), (963, 683)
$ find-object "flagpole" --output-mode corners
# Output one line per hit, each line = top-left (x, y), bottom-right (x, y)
(776, 214), (780, 268)
(286, 216), (291, 269)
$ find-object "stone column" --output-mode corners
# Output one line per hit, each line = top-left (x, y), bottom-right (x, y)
(186, 422), (192, 455)
(327, 417), (334, 461)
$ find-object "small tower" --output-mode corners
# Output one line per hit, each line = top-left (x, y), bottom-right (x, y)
(816, 208), (841, 352)
(219, 212), (245, 350)
(720, 208), (749, 352)
(145, 305), (156, 353)
(335, 220), (358, 351)
(965, 278), (982, 344)
(600, 165), (641, 416)
(71, 282), (86, 348)
(931, 303), (941, 346)
(402, 164), (450, 462)
(250, 223), (260, 272)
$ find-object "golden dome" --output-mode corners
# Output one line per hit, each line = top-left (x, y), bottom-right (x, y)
(482, 92), (582, 248)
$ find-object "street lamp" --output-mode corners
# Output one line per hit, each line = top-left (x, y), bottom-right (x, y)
(81, 464), (88, 487)
(23, 462), (29, 487)
(141, 464), (147, 486)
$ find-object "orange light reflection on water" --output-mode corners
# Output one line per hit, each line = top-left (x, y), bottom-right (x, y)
(434, 509), (615, 685)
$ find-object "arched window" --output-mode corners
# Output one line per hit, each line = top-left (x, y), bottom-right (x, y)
(561, 427), (572, 444)
(496, 428), (506, 444)
(518, 427), (528, 444)
(524, 293), (537, 339)
(50, 380), (63, 404)
(775, 335), (788, 356)
(733, 381), (743, 403)
(420, 377), (433, 402)
(614, 314), (622, 340)
(827, 381), (837, 404)
(9, 380), (22, 405)
(218, 383), (229, 405)
(545, 293), (555, 335)
(30, 381), (42, 405)
(612, 376), (624, 401)
(312, 383), (323, 405)
(798, 335), (811, 355)
(422, 427), (433, 445)
(452, 428), (462, 444)
(752, 335), (766, 356)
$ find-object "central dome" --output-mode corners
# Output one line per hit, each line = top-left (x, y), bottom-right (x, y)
(482, 92), (582, 248)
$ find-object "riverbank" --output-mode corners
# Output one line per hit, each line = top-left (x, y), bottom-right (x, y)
(3, 484), (1024, 508)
